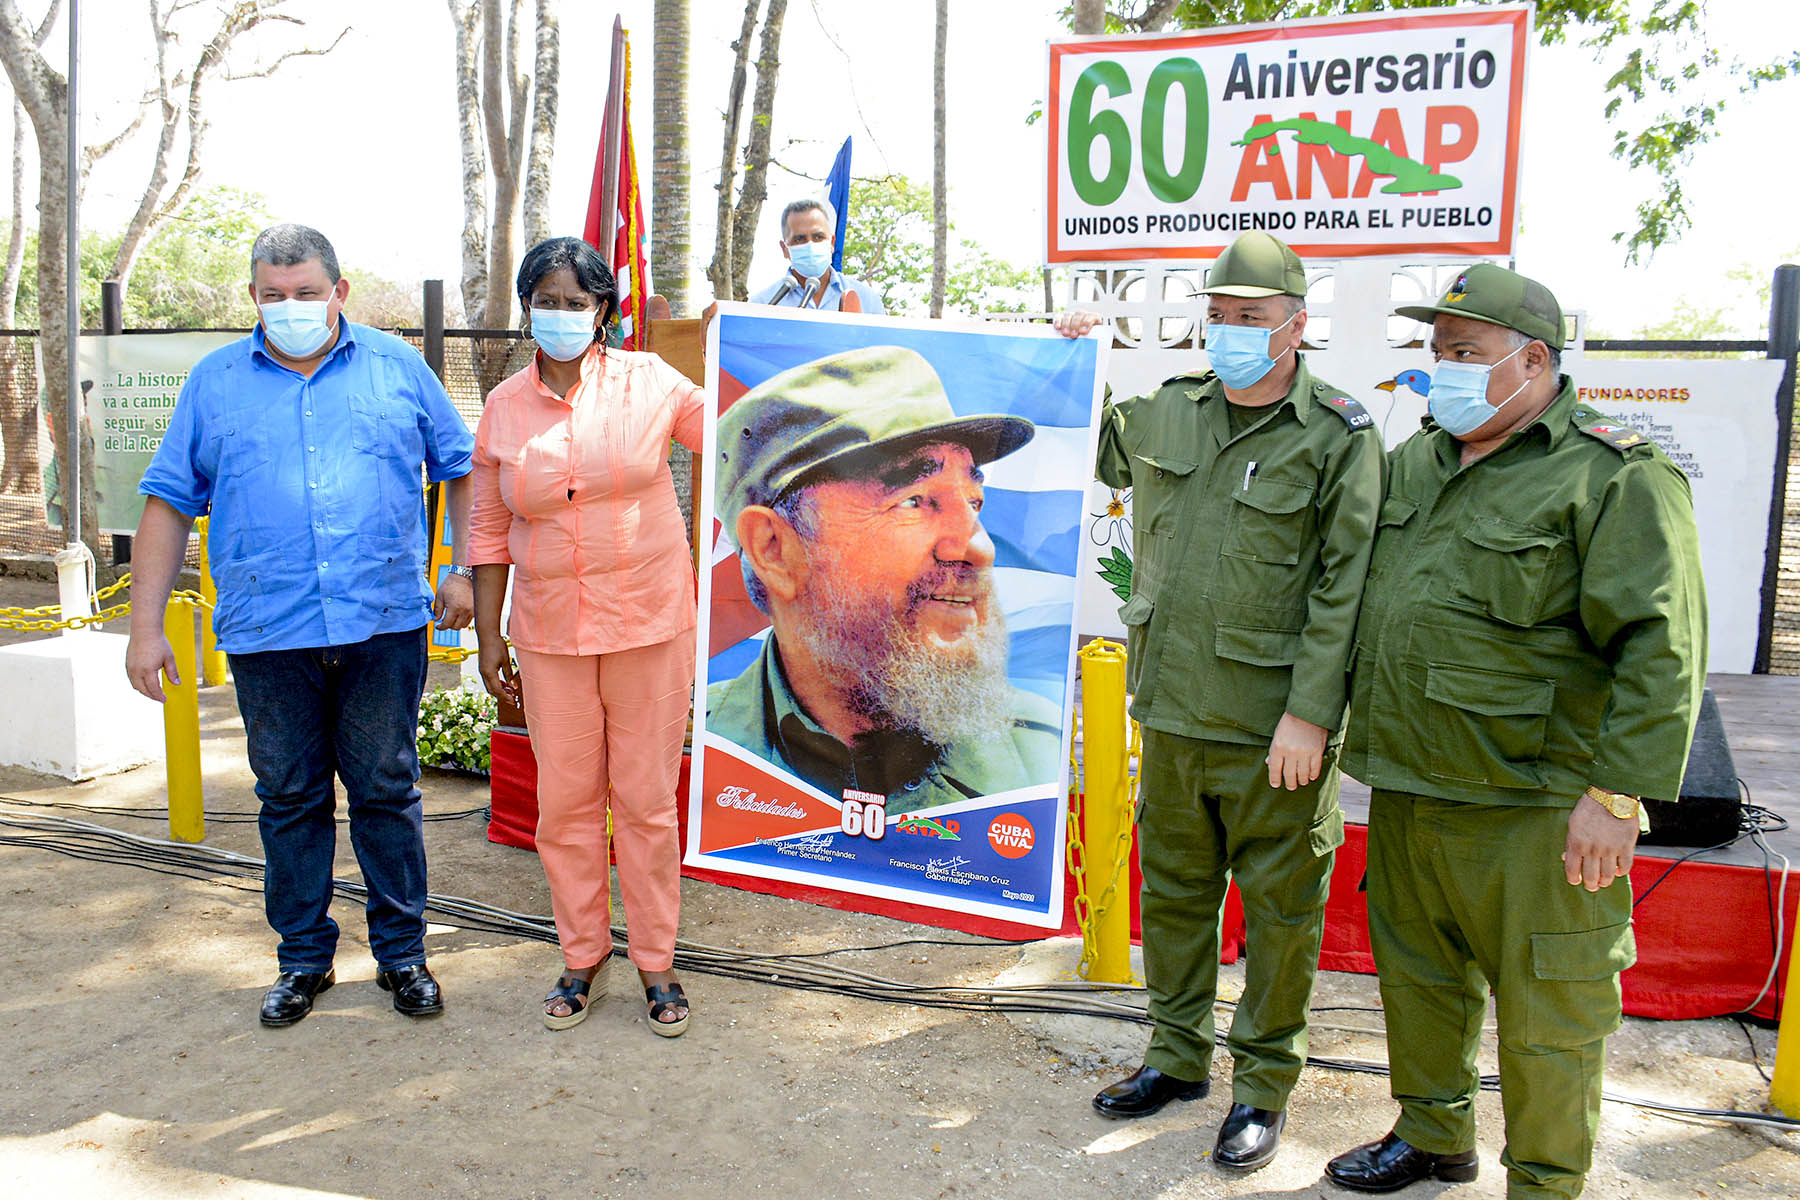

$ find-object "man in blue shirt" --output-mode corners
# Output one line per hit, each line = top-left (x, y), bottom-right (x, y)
(748, 197), (885, 313)
(127, 224), (476, 1028)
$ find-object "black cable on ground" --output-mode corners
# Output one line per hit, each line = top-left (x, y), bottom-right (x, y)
(3, 805), (1796, 1133)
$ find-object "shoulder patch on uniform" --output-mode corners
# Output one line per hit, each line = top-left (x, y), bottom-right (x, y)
(1159, 370), (1216, 403)
(1316, 393), (1374, 431)
(1573, 408), (1649, 453)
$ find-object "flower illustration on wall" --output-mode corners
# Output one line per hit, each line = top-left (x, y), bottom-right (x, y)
(1090, 488), (1134, 602)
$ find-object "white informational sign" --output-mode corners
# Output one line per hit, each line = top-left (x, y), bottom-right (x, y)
(37, 332), (239, 535)
(1078, 345), (1784, 674)
(1047, 4), (1531, 263)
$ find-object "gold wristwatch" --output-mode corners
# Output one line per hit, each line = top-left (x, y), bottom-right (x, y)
(1583, 785), (1641, 821)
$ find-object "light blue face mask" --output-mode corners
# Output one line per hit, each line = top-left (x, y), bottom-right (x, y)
(1427, 342), (1529, 436)
(529, 308), (599, 362)
(1204, 311), (1298, 390)
(260, 299), (335, 359)
(787, 241), (832, 279)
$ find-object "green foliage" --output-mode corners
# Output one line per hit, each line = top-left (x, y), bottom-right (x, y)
(416, 686), (498, 774)
(1060, 1), (1799, 262)
(839, 175), (1040, 316)
(5, 186), (421, 329)
(1097, 544), (1134, 601)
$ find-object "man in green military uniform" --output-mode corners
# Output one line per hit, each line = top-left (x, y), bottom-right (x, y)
(1324, 264), (1707, 1198)
(706, 345), (1064, 811)
(1056, 231), (1383, 1172)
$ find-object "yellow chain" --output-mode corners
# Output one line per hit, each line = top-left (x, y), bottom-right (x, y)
(428, 645), (476, 663)
(0, 574), (219, 633)
(1072, 715), (1142, 981)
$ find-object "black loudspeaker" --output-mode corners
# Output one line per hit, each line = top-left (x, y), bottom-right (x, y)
(1639, 688), (1742, 848)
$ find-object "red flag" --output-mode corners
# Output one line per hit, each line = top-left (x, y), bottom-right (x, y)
(582, 29), (650, 351)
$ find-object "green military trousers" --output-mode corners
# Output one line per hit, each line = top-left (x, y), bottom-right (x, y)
(1137, 728), (1345, 1109)
(1366, 791), (1637, 1199)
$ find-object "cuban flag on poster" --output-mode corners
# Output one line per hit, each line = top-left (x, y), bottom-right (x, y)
(687, 305), (1109, 929)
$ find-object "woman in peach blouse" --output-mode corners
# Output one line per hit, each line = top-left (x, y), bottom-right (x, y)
(469, 237), (702, 1035)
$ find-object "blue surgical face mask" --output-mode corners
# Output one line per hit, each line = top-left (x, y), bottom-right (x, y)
(1204, 310), (1298, 390)
(529, 308), (599, 362)
(787, 241), (832, 279)
(260, 299), (335, 359)
(1427, 342), (1529, 436)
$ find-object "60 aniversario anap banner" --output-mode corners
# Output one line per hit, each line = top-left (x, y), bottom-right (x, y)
(686, 306), (1108, 929)
(1047, 3), (1531, 263)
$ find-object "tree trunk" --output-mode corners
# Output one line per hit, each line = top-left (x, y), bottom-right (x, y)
(0, 1), (55, 496)
(929, 0), (947, 318)
(521, 0), (559, 250)
(727, 0), (787, 299)
(476, 0), (528, 396)
(0, 95), (35, 493)
(449, 0), (488, 325)
(0, 0), (104, 571)
(650, 0), (690, 316)
(1073, 0), (1106, 34)
(706, 0), (758, 303)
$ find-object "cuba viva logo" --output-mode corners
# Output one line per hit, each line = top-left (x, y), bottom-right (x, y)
(714, 785), (808, 820)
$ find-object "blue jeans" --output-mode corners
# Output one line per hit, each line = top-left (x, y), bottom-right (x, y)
(229, 626), (431, 973)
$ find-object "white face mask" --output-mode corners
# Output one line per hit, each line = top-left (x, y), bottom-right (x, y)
(260, 299), (335, 358)
(1427, 342), (1530, 436)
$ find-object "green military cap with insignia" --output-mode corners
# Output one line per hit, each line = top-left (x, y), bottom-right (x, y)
(1199, 231), (1309, 299)
(1396, 262), (1565, 347)
(715, 344), (1036, 535)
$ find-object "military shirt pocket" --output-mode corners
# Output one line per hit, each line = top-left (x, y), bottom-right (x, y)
(1366, 495), (1418, 580)
(1451, 519), (1568, 627)
(1423, 663), (1554, 789)
(1526, 919), (1635, 1045)
(1222, 477), (1314, 566)
(1127, 453), (1199, 534)
(1202, 622), (1300, 734)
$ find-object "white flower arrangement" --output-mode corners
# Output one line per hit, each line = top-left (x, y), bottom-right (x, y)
(416, 686), (499, 774)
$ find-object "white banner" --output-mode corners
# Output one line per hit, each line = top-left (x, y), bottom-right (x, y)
(1078, 348), (1783, 674)
(1047, 4), (1531, 263)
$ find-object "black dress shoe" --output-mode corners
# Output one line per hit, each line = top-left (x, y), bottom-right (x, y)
(1214, 1102), (1285, 1171)
(1092, 1065), (1210, 1119)
(260, 968), (336, 1027)
(1325, 1131), (1479, 1192)
(376, 963), (444, 1017)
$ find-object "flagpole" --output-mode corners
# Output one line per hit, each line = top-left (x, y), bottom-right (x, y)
(598, 17), (626, 261)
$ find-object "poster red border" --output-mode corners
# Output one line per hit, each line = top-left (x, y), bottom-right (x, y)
(1044, 4), (1531, 264)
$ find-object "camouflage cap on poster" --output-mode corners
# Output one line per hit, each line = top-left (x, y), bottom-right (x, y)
(1198, 231), (1309, 299)
(1396, 262), (1565, 347)
(715, 345), (1036, 536)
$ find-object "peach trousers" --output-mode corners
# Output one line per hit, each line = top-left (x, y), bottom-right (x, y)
(514, 634), (694, 972)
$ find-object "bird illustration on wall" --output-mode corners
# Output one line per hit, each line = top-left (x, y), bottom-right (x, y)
(1375, 368), (1433, 397)
(1372, 368), (1434, 441)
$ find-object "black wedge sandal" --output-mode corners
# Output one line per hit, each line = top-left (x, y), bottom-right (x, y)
(544, 968), (602, 1031)
(644, 981), (690, 1038)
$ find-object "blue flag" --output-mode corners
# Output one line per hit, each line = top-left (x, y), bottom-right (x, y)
(825, 136), (852, 271)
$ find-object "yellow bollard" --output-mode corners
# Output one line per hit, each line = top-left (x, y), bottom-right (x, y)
(1079, 638), (1134, 984)
(1770, 915), (1800, 1114)
(163, 598), (205, 843)
(194, 517), (227, 686)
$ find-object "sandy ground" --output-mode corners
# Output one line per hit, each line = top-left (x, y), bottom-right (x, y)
(1, 576), (1797, 1198)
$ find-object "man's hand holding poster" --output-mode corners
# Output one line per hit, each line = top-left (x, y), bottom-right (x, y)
(688, 306), (1108, 928)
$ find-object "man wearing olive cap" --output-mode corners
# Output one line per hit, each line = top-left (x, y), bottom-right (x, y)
(1323, 264), (1706, 1198)
(706, 344), (1062, 810)
(1055, 231), (1382, 1172)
